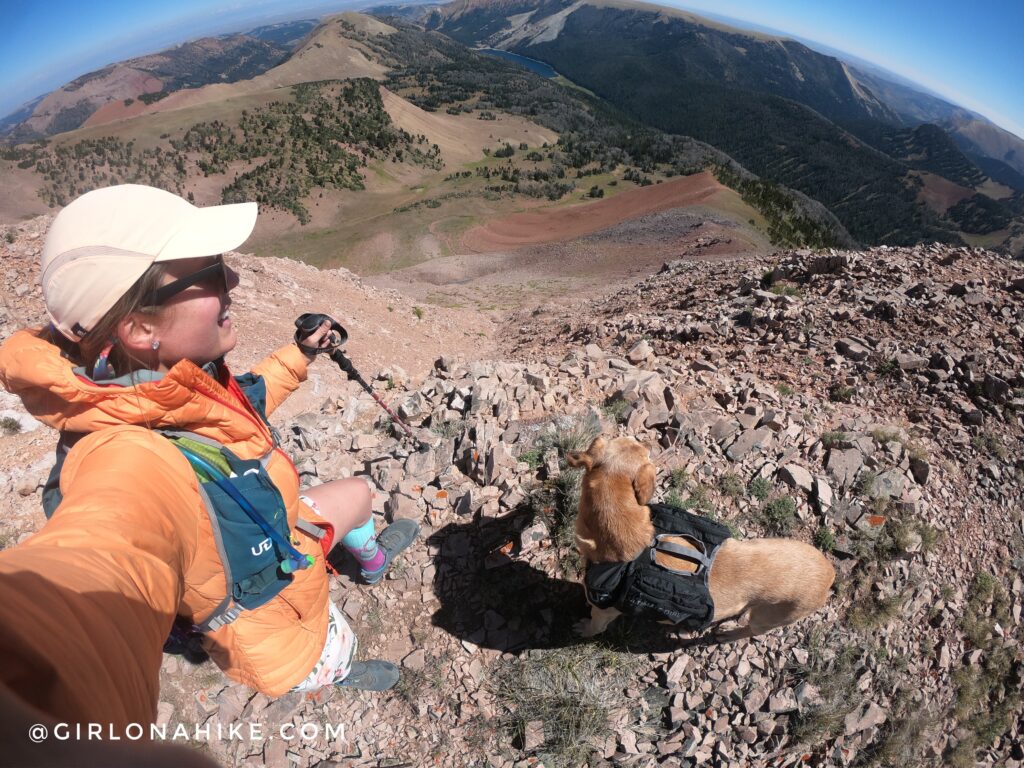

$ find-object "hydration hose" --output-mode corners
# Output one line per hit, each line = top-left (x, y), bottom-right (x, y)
(178, 449), (314, 574)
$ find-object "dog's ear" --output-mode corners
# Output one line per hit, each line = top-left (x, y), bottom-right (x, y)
(632, 462), (656, 505)
(566, 451), (591, 469)
(567, 437), (605, 469)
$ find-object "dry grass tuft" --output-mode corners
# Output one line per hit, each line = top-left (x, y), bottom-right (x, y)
(490, 646), (641, 768)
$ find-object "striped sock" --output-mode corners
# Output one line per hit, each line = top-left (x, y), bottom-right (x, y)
(341, 518), (386, 572)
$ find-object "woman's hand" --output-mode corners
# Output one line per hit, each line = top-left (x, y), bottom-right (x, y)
(298, 320), (333, 363)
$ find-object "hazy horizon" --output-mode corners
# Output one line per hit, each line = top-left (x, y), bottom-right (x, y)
(2, 0), (1022, 141)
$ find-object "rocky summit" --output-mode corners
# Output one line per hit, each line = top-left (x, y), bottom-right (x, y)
(1, 216), (1022, 767)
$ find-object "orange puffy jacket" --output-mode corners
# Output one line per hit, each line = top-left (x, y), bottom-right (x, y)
(0, 329), (330, 728)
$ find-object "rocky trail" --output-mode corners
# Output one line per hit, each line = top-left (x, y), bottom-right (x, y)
(1, 215), (1022, 767)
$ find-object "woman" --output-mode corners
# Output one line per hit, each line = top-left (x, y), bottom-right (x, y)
(0, 185), (419, 737)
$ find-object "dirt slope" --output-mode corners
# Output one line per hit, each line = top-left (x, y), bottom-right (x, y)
(461, 171), (725, 250)
(381, 87), (558, 168)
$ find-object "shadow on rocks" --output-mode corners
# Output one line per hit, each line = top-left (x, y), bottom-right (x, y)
(427, 509), (698, 655)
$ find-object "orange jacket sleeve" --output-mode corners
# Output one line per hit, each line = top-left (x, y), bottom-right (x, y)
(0, 427), (199, 729)
(250, 343), (309, 417)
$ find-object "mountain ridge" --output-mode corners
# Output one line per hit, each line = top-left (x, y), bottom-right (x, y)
(418, 0), (1023, 254)
(6, 34), (295, 140)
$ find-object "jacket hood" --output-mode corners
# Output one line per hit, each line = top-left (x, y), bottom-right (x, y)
(0, 328), (273, 453)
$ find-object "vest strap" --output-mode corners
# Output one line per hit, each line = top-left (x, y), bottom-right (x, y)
(199, 605), (243, 633)
(295, 518), (327, 541)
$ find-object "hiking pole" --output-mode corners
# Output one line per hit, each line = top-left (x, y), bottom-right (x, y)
(295, 313), (431, 453)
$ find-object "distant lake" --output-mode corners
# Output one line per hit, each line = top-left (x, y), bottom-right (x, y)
(477, 48), (559, 79)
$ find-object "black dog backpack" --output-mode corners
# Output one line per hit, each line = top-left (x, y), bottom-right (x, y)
(583, 503), (733, 631)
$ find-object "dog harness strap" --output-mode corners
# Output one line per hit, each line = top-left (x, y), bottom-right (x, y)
(651, 537), (713, 574)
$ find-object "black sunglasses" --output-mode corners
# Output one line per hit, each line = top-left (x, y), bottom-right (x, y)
(146, 255), (229, 306)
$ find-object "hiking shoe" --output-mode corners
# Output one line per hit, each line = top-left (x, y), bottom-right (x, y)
(337, 660), (400, 691)
(361, 518), (420, 585)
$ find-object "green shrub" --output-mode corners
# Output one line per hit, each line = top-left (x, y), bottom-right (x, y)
(681, 484), (712, 514)
(788, 629), (862, 746)
(761, 496), (797, 533)
(948, 636), (1017, 768)
(917, 524), (937, 552)
(430, 418), (468, 439)
(869, 427), (901, 444)
(0, 416), (21, 436)
(853, 469), (878, 498)
(535, 412), (602, 459)
(747, 476), (772, 502)
(961, 571), (1010, 649)
(490, 647), (640, 768)
(769, 282), (801, 297)
(971, 430), (1008, 461)
(876, 358), (900, 378)
(718, 472), (744, 498)
(519, 447), (545, 470)
(669, 467), (689, 490)
(600, 396), (630, 424)
(864, 690), (937, 767)
(813, 526), (835, 553)
(828, 384), (855, 403)
(530, 470), (584, 572)
(820, 431), (848, 449)
(847, 591), (904, 630)
(663, 489), (684, 508)
(905, 441), (929, 462)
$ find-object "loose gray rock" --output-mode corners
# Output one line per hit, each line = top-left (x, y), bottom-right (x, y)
(844, 701), (887, 735)
(778, 464), (813, 493)
(826, 448), (863, 488)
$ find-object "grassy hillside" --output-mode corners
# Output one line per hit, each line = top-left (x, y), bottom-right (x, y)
(9, 36), (293, 140)
(421, 0), (1024, 255)
(461, 4), (960, 246)
(8, 78), (440, 222)
(3, 16), (851, 252)
(366, 18), (851, 248)
(436, 1), (897, 125)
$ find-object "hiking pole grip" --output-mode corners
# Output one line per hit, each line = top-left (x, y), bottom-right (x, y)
(294, 313), (348, 356)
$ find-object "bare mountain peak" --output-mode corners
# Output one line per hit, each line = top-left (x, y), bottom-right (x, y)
(437, 0), (789, 41)
(6, 34), (292, 138)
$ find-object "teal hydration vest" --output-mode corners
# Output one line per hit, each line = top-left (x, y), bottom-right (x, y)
(41, 372), (323, 633)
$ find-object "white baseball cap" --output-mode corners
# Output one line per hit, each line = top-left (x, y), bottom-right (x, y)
(41, 184), (257, 341)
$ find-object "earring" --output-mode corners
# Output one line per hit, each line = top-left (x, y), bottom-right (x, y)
(151, 340), (161, 350)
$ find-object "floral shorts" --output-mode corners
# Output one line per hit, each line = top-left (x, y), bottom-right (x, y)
(291, 601), (357, 691)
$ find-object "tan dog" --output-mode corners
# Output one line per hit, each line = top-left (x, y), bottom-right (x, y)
(567, 436), (835, 641)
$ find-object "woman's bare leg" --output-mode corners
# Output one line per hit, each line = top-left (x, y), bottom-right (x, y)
(302, 477), (373, 538)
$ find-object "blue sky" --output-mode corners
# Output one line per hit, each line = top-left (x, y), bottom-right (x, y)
(2, 0), (1022, 139)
